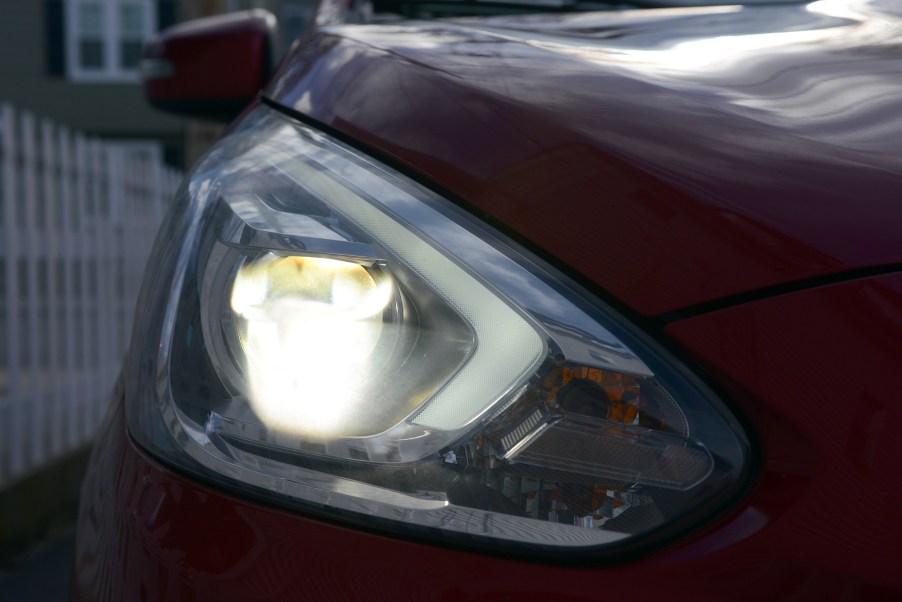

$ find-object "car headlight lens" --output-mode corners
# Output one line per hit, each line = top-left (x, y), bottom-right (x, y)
(127, 105), (750, 556)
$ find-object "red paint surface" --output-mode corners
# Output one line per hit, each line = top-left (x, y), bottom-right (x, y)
(665, 274), (902, 595)
(74, 3), (902, 599)
(264, 4), (902, 316)
(143, 10), (272, 103)
(72, 274), (902, 600)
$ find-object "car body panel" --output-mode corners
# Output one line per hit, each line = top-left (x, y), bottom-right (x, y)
(667, 272), (902, 594)
(264, 0), (902, 316)
(72, 2), (902, 599)
(72, 273), (902, 600)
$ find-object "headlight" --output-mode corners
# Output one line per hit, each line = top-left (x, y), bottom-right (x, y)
(127, 105), (750, 557)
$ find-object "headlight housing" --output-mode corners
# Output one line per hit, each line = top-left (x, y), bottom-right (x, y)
(127, 104), (750, 556)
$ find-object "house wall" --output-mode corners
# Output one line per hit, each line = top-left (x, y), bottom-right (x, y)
(0, 0), (183, 144)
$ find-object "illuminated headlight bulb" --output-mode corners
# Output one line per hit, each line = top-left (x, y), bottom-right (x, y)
(134, 108), (749, 553)
(230, 254), (393, 438)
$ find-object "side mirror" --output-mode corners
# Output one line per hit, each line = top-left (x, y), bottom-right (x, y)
(141, 10), (278, 122)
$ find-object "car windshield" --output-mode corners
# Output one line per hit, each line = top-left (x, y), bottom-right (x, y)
(372, 0), (806, 18)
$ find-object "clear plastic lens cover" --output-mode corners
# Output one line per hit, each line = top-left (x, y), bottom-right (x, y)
(126, 105), (750, 554)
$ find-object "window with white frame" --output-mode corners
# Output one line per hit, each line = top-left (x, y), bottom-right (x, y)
(65, 0), (156, 83)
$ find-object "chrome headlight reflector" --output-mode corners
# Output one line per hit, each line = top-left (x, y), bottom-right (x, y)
(127, 105), (749, 555)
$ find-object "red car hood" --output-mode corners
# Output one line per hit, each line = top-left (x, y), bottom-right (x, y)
(264, 0), (902, 317)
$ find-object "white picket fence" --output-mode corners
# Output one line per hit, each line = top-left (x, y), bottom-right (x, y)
(0, 104), (181, 489)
